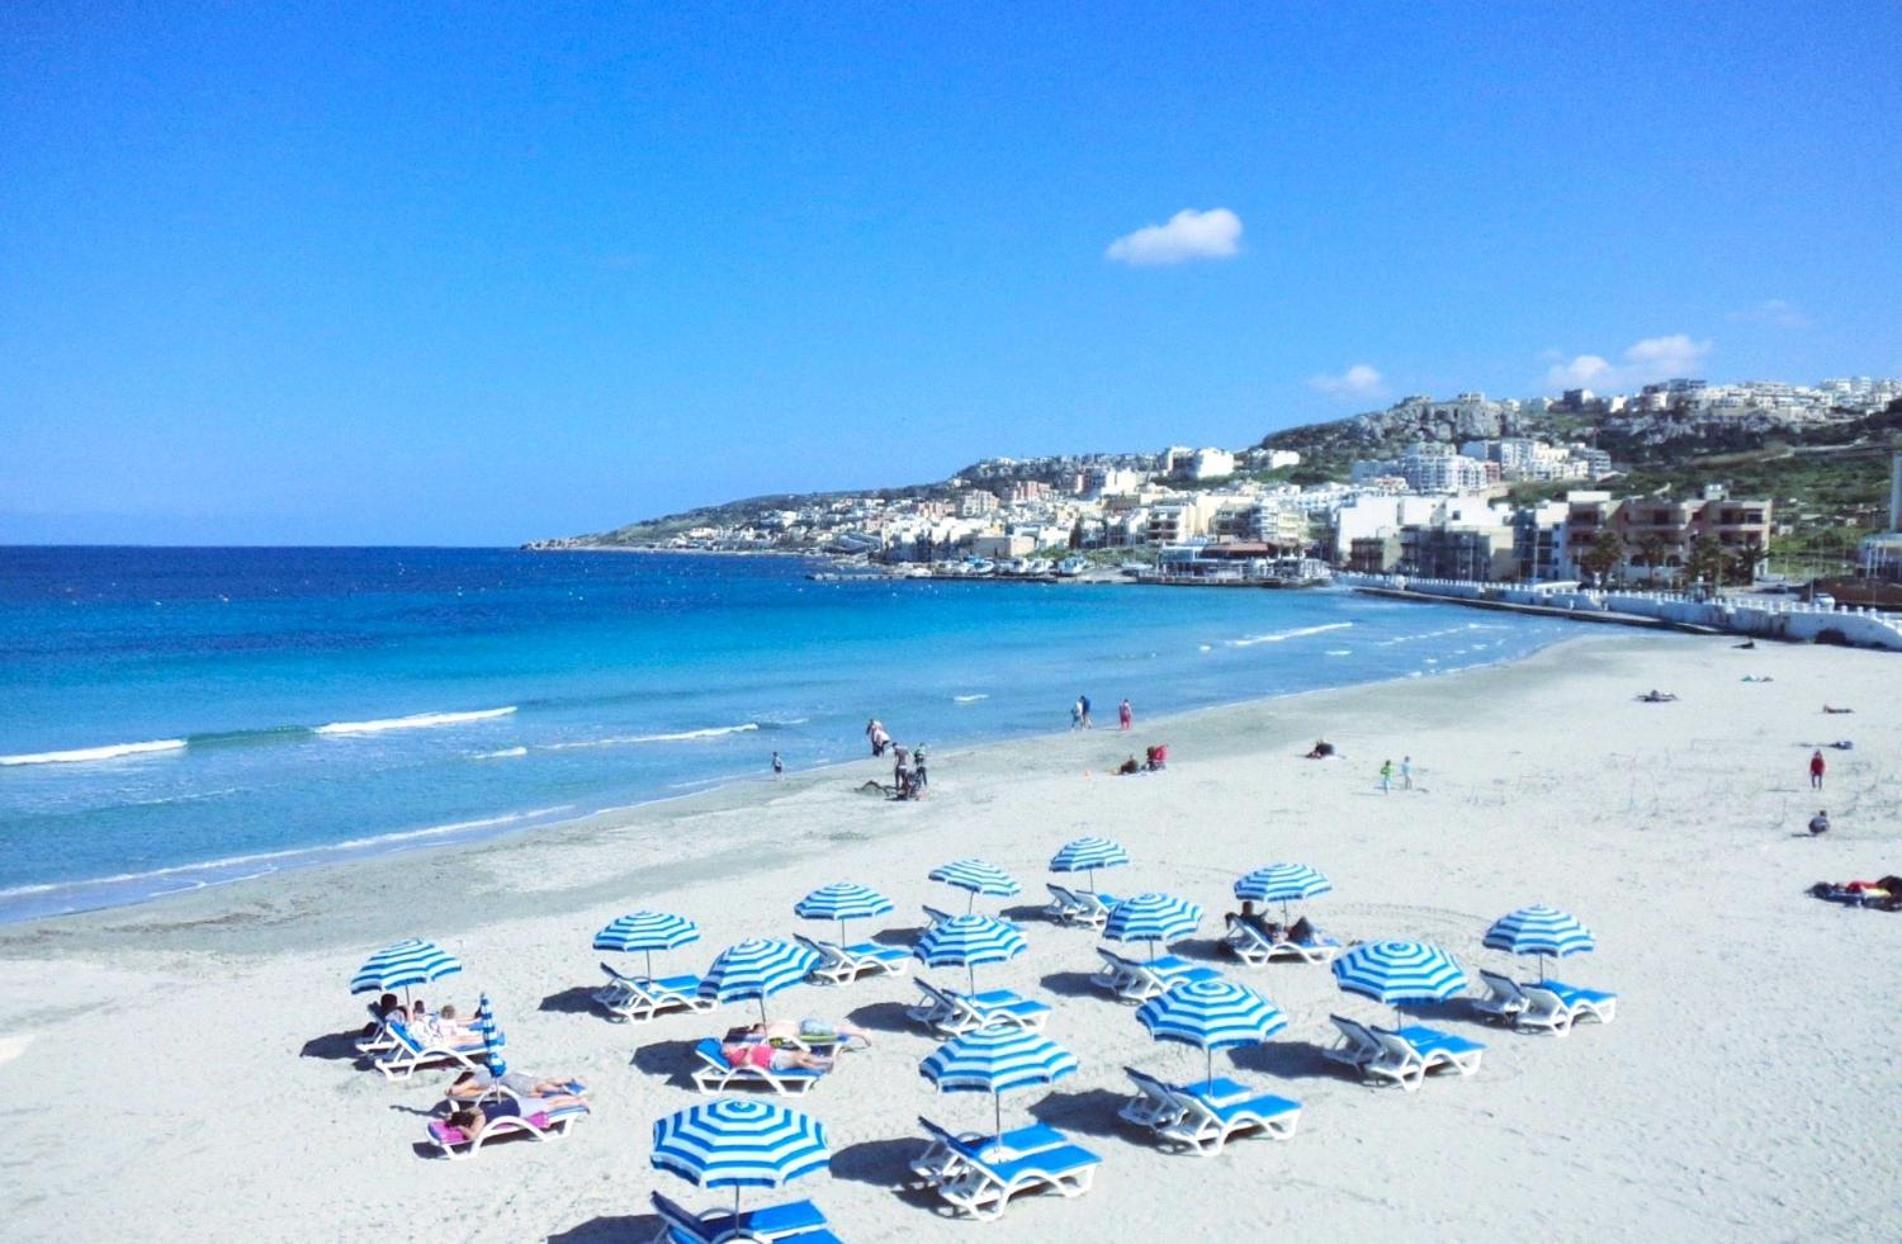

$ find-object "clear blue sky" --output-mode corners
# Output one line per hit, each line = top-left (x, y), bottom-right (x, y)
(4, 3), (1898, 544)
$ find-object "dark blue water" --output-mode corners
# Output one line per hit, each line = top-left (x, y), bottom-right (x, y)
(0, 548), (1570, 920)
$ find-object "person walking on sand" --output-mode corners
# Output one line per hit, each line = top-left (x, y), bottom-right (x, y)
(1071, 698), (1083, 730)
(1400, 755), (1413, 790)
(1810, 749), (1826, 790)
(1379, 759), (1394, 793)
(1079, 694), (1093, 729)
(771, 751), (784, 779)
(1118, 698), (1133, 731)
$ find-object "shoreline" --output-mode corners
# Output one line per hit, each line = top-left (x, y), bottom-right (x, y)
(0, 628), (1614, 953)
(0, 609), (1573, 929)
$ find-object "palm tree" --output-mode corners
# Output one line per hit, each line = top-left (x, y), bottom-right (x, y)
(1636, 534), (1672, 587)
(1685, 535), (1726, 597)
(1576, 533), (1624, 587)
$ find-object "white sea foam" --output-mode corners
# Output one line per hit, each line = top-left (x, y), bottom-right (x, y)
(1325, 649), (1353, 656)
(472, 746), (529, 760)
(0, 738), (188, 766)
(1229, 622), (1353, 648)
(952, 694), (990, 704)
(0, 806), (575, 900)
(545, 723), (758, 750)
(314, 706), (517, 735)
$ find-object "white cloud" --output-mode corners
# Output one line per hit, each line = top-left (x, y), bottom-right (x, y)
(1542, 334), (1712, 391)
(1728, 298), (1810, 330)
(1105, 208), (1243, 266)
(1308, 363), (1385, 401)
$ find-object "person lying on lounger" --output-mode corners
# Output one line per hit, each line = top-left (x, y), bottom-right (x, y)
(719, 1039), (836, 1073)
(724, 1018), (870, 1052)
(447, 1068), (585, 1102)
(443, 1089), (587, 1142)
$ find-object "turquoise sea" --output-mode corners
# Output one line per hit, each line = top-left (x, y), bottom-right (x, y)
(0, 548), (1573, 921)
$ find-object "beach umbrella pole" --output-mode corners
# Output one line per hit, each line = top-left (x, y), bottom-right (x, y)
(966, 891), (975, 913)
(645, 949), (655, 981)
(993, 1090), (1003, 1141)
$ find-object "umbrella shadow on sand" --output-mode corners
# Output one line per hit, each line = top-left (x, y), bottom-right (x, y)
(1230, 1039), (1346, 1082)
(998, 903), (1049, 924)
(547, 1214), (664, 1242)
(1170, 936), (1230, 964)
(298, 1030), (367, 1062)
(830, 1137), (941, 1209)
(1026, 1088), (1136, 1140)
(631, 1038), (702, 1086)
(1037, 970), (1103, 1000)
(844, 1000), (916, 1036)
(538, 986), (600, 1015)
(873, 925), (926, 948)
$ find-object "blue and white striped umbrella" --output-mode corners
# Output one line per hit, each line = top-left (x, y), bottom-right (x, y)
(593, 911), (701, 980)
(698, 938), (821, 1021)
(912, 914), (1028, 993)
(1483, 905), (1596, 980)
(1136, 979), (1287, 1086)
(1234, 863), (1333, 921)
(1048, 836), (1130, 890)
(652, 1098), (830, 1216)
(928, 859), (1021, 911)
(921, 1027), (1079, 1138)
(1102, 892), (1203, 954)
(794, 883), (895, 942)
(472, 992), (508, 1081)
(350, 939), (462, 999)
(1332, 940), (1467, 1021)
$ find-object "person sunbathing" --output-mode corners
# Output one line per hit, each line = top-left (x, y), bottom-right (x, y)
(410, 1002), (477, 1044)
(447, 1068), (585, 1102)
(719, 1039), (835, 1073)
(1286, 915), (1317, 944)
(1304, 740), (1335, 759)
(1824, 705), (1855, 714)
(725, 1019), (869, 1053)
(442, 1089), (586, 1142)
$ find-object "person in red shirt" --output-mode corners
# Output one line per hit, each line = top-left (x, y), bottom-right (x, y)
(1809, 749), (1826, 790)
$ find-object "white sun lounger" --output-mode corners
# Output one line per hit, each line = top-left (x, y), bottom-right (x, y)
(1364, 1024), (1487, 1091)
(1222, 920), (1343, 966)
(793, 934), (910, 985)
(907, 979), (1051, 1036)
(424, 1099), (590, 1159)
(592, 962), (716, 1023)
(910, 1116), (1070, 1188)
(1044, 884), (1118, 929)
(372, 1017), (489, 1082)
(1477, 969), (1573, 1034)
(921, 1118), (1102, 1221)
(1536, 979), (1618, 1025)
(1324, 1013), (1386, 1073)
(1120, 1067), (1300, 1156)
(648, 1190), (840, 1244)
(689, 1038), (828, 1096)
(1092, 948), (1221, 1003)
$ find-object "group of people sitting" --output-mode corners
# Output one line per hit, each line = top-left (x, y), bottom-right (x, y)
(1114, 744), (1168, 775)
(717, 1017), (872, 1073)
(364, 993), (473, 1044)
(1224, 900), (1316, 946)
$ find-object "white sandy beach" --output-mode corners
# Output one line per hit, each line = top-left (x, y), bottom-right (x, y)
(1, 630), (1899, 1242)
